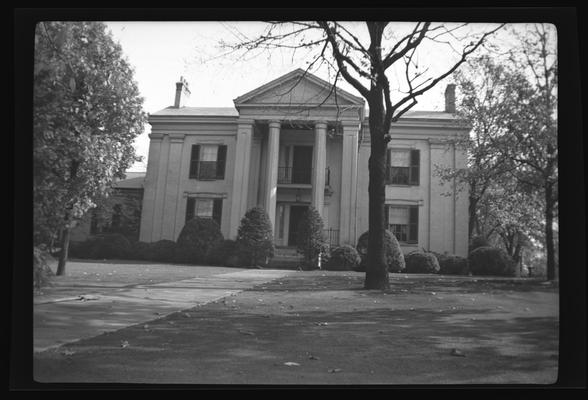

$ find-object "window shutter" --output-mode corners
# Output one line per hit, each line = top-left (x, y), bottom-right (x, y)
(384, 205), (390, 231)
(385, 148), (391, 183)
(409, 149), (420, 185)
(216, 145), (227, 179)
(212, 198), (223, 227)
(408, 205), (419, 243)
(189, 145), (200, 179)
(185, 197), (195, 223)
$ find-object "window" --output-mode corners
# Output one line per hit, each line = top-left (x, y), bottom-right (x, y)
(386, 205), (418, 244)
(386, 149), (420, 185)
(185, 197), (223, 227)
(189, 144), (227, 180)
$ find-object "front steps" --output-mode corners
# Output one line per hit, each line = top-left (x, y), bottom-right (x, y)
(268, 246), (303, 270)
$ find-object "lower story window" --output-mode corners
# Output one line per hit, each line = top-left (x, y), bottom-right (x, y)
(185, 197), (223, 227)
(387, 205), (418, 244)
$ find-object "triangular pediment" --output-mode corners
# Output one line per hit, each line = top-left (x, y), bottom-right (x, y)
(234, 69), (364, 108)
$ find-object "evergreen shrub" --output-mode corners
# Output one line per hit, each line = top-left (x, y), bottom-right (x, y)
(356, 230), (405, 272)
(175, 217), (223, 264)
(468, 246), (516, 277)
(295, 206), (328, 269)
(405, 251), (440, 274)
(236, 207), (275, 267)
(326, 245), (361, 271)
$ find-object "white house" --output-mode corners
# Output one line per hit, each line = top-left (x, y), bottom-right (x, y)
(139, 69), (469, 256)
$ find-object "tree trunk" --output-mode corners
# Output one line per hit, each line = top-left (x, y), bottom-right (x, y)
(364, 123), (389, 290)
(545, 183), (556, 281)
(468, 195), (478, 239)
(56, 227), (70, 276)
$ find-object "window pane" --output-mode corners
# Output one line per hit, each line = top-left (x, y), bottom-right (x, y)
(389, 150), (410, 167)
(388, 207), (409, 225)
(200, 145), (218, 162)
(195, 199), (214, 218)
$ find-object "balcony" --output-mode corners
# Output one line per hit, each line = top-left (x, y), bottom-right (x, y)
(277, 167), (332, 186)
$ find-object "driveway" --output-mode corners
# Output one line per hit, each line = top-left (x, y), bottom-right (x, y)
(34, 261), (295, 352)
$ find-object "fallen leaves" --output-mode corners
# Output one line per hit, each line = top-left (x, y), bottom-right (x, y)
(450, 348), (466, 357)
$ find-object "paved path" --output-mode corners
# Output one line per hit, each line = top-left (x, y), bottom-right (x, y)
(34, 265), (295, 352)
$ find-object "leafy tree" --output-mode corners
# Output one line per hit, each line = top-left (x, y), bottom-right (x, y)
(236, 207), (275, 267)
(501, 24), (558, 280)
(295, 206), (328, 269)
(34, 21), (146, 275)
(220, 21), (503, 288)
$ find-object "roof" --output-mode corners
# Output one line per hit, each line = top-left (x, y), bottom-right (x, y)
(113, 173), (145, 190)
(365, 109), (458, 120)
(150, 106), (239, 117)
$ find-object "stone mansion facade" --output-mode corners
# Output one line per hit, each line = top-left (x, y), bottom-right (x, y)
(139, 69), (469, 257)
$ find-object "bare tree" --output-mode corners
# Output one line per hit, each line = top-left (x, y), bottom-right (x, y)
(220, 21), (504, 289)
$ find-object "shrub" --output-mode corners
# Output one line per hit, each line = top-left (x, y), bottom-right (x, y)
(146, 240), (178, 262)
(130, 241), (152, 261)
(207, 239), (242, 267)
(405, 251), (440, 274)
(326, 245), (361, 271)
(468, 246), (516, 277)
(69, 233), (132, 260)
(175, 217), (223, 265)
(236, 207), (275, 267)
(33, 246), (54, 289)
(435, 253), (470, 275)
(356, 230), (405, 272)
(295, 206), (328, 269)
(469, 235), (490, 252)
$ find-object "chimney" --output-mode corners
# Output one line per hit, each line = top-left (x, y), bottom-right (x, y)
(444, 83), (456, 113)
(174, 76), (191, 108)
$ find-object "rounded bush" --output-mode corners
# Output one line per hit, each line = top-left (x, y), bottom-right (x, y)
(295, 206), (328, 269)
(130, 241), (152, 261)
(146, 240), (177, 263)
(207, 239), (242, 267)
(468, 246), (515, 277)
(469, 235), (490, 252)
(175, 217), (223, 265)
(236, 207), (275, 267)
(356, 230), (405, 273)
(326, 245), (361, 271)
(437, 254), (470, 275)
(71, 233), (132, 260)
(405, 251), (440, 274)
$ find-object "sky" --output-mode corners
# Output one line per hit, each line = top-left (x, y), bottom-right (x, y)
(103, 21), (547, 172)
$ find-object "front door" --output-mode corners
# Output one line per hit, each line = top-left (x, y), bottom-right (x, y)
(288, 205), (308, 247)
(292, 146), (313, 184)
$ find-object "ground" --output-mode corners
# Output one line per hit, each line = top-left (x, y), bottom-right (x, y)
(33, 261), (559, 385)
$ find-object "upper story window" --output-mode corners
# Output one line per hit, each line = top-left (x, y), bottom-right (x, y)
(386, 149), (420, 186)
(189, 144), (227, 180)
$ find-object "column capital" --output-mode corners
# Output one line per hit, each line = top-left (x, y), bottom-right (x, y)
(168, 133), (186, 143)
(314, 121), (328, 130)
(149, 133), (164, 141)
(237, 117), (255, 126)
(268, 120), (281, 129)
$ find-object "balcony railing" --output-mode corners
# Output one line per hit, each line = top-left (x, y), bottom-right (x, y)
(278, 167), (312, 184)
(278, 167), (332, 186)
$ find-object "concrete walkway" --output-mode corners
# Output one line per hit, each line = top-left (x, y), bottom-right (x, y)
(34, 263), (295, 352)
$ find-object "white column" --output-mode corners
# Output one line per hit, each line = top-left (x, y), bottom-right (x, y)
(312, 121), (327, 218)
(152, 134), (170, 241)
(339, 121), (359, 245)
(161, 134), (185, 240)
(264, 120), (281, 231)
(230, 119), (254, 238)
(139, 133), (163, 242)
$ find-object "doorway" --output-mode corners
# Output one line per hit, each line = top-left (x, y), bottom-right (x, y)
(288, 205), (309, 246)
(292, 146), (313, 184)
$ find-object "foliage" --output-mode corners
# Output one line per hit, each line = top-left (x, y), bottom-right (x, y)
(295, 206), (328, 269)
(433, 253), (470, 275)
(175, 218), (224, 265)
(146, 240), (178, 263)
(469, 235), (490, 252)
(69, 233), (132, 260)
(236, 207), (275, 267)
(33, 246), (55, 289)
(33, 21), (146, 273)
(356, 230), (405, 273)
(326, 245), (361, 271)
(130, 241), (153, 261)
(468, 246), (516, 277)
(207, 239), (242, 267)
(405, 251), (440, 274)
(89, 187), (143, 242)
